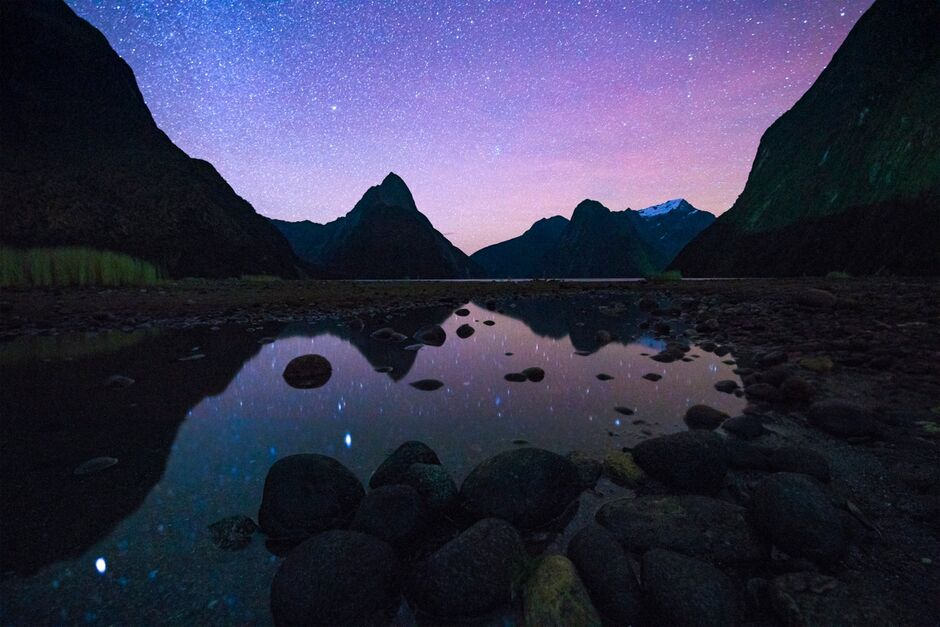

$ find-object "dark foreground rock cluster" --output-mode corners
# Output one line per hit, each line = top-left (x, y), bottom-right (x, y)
(238, 412), (900, 626)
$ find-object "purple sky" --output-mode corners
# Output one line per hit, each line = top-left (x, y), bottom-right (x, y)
(67, 0), (873, 254)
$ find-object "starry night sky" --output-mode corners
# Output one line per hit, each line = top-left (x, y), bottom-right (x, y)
(66, 0), (873, 254)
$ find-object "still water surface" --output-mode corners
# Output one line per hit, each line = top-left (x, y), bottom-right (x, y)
(0, 296), (744, 625)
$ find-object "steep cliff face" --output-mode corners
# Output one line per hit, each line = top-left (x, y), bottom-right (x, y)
(0, 1), (300, 278)
(470, 216), (569, 278)
(672, 0), (940, 276)
(273, 174), (483, 279)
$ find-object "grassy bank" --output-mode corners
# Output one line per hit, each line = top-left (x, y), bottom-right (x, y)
(0, 246), (162, 287)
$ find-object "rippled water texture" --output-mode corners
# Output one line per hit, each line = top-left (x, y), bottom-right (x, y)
(0, 296), (744, 624)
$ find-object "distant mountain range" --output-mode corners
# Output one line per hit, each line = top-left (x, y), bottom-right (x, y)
(0, 1), (300, 278)
(672, 0), (940, 277)
(272, 173), (482, 279)
(471, 198), (714, 278)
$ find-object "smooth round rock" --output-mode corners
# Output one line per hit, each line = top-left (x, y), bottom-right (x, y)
(642, 548), (741, 627)
(456, 324), (475, 338)
(370, 441), (441, 489)
(271, 530), (399, 626)
(603, 451), (646, 488)
(567, 451), (603, 489)
(806, 399), (878, 437)
(350, 485), (427, 548)
(407, 518), (525, 619)
(460, 447), (581, 529)
(722, 414), (769, 439)
(684, 405), (731, 430)
(282, 354), (332, 389)
(414, 324), (446, 347)
(751, 473), (847, 563)
(522, 366), (545, 382)
(258, 454), (364, 539)
(400, 463), (458, 510)
(567, 525), (642, 625)
(632, 431), (728, 493)
(524, 555), (601, 627)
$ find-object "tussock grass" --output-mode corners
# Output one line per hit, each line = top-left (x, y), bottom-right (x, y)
(0, 246), (162, 287)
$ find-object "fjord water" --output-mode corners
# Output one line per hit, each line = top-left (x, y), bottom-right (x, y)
(0, 297), (744, 624)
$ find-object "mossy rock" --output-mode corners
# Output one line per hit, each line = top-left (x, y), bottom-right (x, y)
(524, 555), (602, 627)
(799, 356), (834, 373)
(603, 451), (647, 487)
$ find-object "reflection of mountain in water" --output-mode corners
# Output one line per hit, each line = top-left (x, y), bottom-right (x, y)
(0, 326), (277, 575)
(278, 305), (455, 381)
(476, 297), (666, 354)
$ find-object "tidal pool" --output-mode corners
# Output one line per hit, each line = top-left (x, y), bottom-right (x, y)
(0, 295), (744, 625)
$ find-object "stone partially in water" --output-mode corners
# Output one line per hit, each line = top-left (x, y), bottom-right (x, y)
(642, 548), (741, 627)
(72, 456), (118, 476)
(632, 431), (728, 493)
(407, 518), (525, 619)
(603, 451), (646, 488)
(258, 454), (365, 540)
(504, 372), (527, 382)
(409, 379), (444, 391)
(456, 323), (475, 338)
(684, 404), (730, 430)
(370, 441), (442, 489)
(567, 525), (642, 626)
(460, 447), (581, 529)
(454, 308), (470, 316)
(413, 324), (446, 347)
(642, 372), (663, 382)
(596, 373), (614, 381)
(522, 366), (545, 382)
(271, 530), (399, 626)
(597, 495), (766, 564)
(208, 515), (258, 550)
(523, 555), (601, 627)
(282, 354), (332, 389)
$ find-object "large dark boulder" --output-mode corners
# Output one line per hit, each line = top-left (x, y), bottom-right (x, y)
(369, 441), (441, 489)
(407, 518), (526, 619)
(724, 442), (831, 482)
(258, 454), (364, 540)
(642, 549), (741, 626)
(751, 473), (847, 563)
(349, 485), (427, 548)
(399, 463), (458, 511)
(567, 525), (643, 625)
(459, 447), (581, 529)
(684, 404), (730, 430)
(632, 431), (728, 493)
(596, 495), (765, 564)
(806, 399), (879, 437)
(270, 530), (399, 626)
(281, 355), (332, 389)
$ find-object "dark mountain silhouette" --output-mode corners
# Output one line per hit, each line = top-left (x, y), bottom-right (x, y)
(470, 216), (569, 278)
(0, 1), (300, 278)
(272, 173), (483, 279)
(470, 199), (712, 278)
(672, 0), (940, 277)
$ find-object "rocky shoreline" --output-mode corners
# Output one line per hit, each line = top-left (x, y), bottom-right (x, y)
(3, 277), (939, 625)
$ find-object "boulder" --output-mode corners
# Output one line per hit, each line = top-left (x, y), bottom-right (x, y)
(370, 441), (441, 489)
(724, 443), (831, 482)
(522, 366), (546, 382)
(460, 448), (581, 529)
(642, 549), (741, 627)
(258, 454), (364, 540)
(413, 324), (446, 346)
(282, 354), (332, 389)
(567, 525), (642, 625)
(407, 518), (525, 619)
(632, 431), (728, 493)
(456, 323), (475, 338)
(597, 495), (766, 564)
(751, 473), (847, 563)
(806, 399), (879, 437)
(524, 555), (602, 627)
(603, 451), (647, 488)
(270, 530), (399, 626)
(350, 485), (427, 548)
(400, 463), (458, 511)
(567, 451), (603, 489)
(684, 405), (731, 430)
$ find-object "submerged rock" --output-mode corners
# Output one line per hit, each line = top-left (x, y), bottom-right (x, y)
(567, 525), (642, 625)
(271, 530), (399, 626)
(282, 354), (332, 389)
(642, 549), (741, 627)
(370, 441), (441, 489)
(208, 515), (258, 550)
(407, 518), (525, 619)
(258, 454), (364, 540)
(460, 447), (581, 529)
(632, 431), (728, 493)
(597, 495), (766, 564)
(524, 555), (601, 627)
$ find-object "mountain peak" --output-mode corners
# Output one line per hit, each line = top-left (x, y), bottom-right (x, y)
(571, 199), (610, 220)
(637, 199), (692, 218)
(356, 172), (417, 213)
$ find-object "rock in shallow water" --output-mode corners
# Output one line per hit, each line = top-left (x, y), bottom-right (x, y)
(597, 494), (766, 564)
(258, 454), (364, 540)
(460, 447), (581, 529)
(567, 525), (642, 625)
(633, 430), (728, 493)
(456, 323), (475, 338)
(409, 378), (444, 391)
(524, 554), (602, 627)
(567, 451), (603, 489)
(413, 324), (446, 346)
(684, 404), (730, 430)
(271, 530), (399, 626)
(407, 518), (525, 619)
(642, 548), (741, 627)
(208, 515), (258, 550)
(370, 441), (441, 489)
(282, 354), (332, 389)
(522, 366), (545, 382)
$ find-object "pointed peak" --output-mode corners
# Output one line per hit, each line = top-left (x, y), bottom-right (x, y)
(571, 199), (610, 220)
(356, 172), (418, 212)
(381, 172), (407, 189)
(637, 198), (695, 217)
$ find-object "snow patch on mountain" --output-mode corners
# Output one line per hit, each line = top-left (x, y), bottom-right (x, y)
(637, 199), (688, 217)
